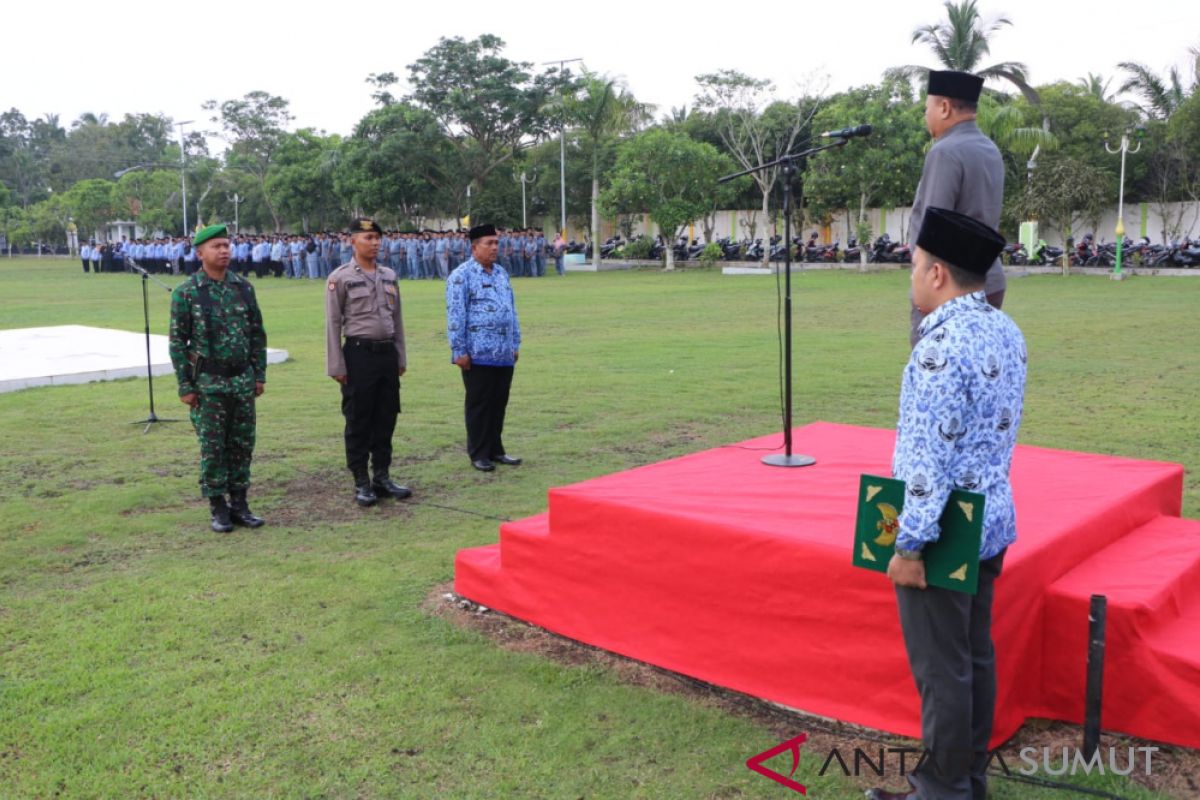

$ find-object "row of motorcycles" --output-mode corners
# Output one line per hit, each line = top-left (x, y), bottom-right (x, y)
(595, 232), (914, 263)
(1002, 234), (1200, 268)
(587, 231), (1200, 267)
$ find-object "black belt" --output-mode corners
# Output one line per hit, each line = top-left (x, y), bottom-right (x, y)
(199, 360), (250, 378)
(345, 336), (395, 353)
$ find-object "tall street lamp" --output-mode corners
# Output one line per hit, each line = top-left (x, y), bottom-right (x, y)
(1104, 127), (1143, 280)
(176, 120), (194, 237)
(542, 57), (581, 238)
(514, 169), (537, 228)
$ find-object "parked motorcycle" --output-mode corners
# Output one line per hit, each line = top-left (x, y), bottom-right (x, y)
(843, 238), (862, 263)
(1030, 240), (1063, 266)
(868, 233), (912, 263)
(1002, 242), (1028, 266)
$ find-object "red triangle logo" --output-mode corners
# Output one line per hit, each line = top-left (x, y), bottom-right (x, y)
(746, 733), (808, 794)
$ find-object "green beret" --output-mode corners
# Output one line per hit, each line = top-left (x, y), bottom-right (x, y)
(193, 224), (229, 247)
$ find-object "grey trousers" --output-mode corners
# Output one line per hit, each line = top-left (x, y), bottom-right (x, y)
(895, 549), (1006, 800)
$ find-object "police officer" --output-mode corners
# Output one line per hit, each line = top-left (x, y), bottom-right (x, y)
(446, 223), (523, 471)
(169, 224), (268, 532)
(326, 217), (412, 506)
(907, 70), (1006, 347)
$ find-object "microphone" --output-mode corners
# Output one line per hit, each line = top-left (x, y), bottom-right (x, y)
(819, 124), (873, 139)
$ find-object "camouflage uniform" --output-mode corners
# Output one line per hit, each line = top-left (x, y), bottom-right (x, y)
(169, 270), (267, 497)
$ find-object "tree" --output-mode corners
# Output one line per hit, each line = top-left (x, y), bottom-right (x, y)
(267, 130), (345, 232)
(694, 69), (824, 266)
(1076, 73), (1115, 103)
(336, 102), (460, 223)
(0, 109), (59, 207)
(366, 72), (400, 107)
(63, 179), (116, 241)
(1117, 47), (1199, 120)
(976, 94), (1057, 158)
(1013, 83), (1141, 200)
(891, 0), (1038, 104)
(114, 170), (180, 235)
(204, 91), (294, 230)
(804, 83), (927, 264)
(406, 36), (574, 205)
(1013, 154), (1107, 258)
(527, 137), (593, 235)
(47, 112), (173, 191)
(565, 72), (650, 267)
(599, 129), (743, 270)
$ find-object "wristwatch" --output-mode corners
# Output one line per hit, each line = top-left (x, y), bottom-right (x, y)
(895, 547), (923, 561)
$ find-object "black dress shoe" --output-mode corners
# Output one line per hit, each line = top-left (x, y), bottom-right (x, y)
(209, 496), (234, 533)
(372, 476), (412, 499)
(864, 787), (919, 799)
(354, 482), (378, 507)
(492, 454), (522, 466)
(472, 458), (495, 472)
(229, 489), (265, 528)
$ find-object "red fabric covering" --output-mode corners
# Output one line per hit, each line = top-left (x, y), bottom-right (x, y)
(455, 422), (1200, 748)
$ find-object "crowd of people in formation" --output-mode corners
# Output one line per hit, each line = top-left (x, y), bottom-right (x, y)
(78, 226), (567, 279)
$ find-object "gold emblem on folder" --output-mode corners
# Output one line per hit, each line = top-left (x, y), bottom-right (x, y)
(874, 503), (899, 546)
(957, 501), (974, 523)
(949, 563), (969, 582)
(865, 485), (883, 502)
(861, 542), (877, 562)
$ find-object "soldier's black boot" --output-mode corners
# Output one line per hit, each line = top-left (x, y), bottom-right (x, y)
(209, 496), (234, 533)
(353, 471), (377, 507)
(371, 473), (412, 500)
(229, 489), (265, 528)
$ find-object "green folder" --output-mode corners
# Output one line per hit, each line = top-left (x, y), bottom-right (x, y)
(852, 474), (984, 594)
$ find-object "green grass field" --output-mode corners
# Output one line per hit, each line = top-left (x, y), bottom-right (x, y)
(1, 258), (1197, 799)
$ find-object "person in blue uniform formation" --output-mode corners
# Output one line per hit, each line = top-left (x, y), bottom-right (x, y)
(445, 223), (523, 472)
(867, 207), (1027, 800)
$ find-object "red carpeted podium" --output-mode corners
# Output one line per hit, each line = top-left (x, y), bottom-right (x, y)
(455, 422), (1200, 749)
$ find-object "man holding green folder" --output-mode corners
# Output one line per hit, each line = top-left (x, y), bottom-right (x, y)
(867, 207), (1027, 800)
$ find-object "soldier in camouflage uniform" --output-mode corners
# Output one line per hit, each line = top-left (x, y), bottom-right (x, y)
(169, 224), (268, 532)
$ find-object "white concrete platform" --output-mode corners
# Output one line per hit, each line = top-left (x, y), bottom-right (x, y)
(0, 325), (289, 394)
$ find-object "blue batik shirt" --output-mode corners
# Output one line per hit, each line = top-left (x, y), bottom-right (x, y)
(446, 258), (521, 367)
(891, 291), (1027, 560)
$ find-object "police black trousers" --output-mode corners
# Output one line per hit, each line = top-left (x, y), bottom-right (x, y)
(340, 342), (400, 478)
(894, 549), (1006, 800)
(461, 365), (513, 462)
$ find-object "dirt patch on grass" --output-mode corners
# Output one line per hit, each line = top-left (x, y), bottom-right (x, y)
(266, 468), (415, 530)
(606, 424), (708, 464)
(428, 584), (1199, 799)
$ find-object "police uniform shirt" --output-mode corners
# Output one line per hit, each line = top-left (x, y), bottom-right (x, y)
(325, 261), (406, 377)
(909, 120), (1006, 295)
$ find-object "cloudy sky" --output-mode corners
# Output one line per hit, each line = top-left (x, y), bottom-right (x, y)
(6, 0), (1196, 142)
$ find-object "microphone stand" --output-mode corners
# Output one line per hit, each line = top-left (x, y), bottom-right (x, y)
(719, 138), (850, 467)
(128, 262), (180, 434)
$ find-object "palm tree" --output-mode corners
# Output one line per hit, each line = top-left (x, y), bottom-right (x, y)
(1076, 73), (1115, 103)
(976, 94), (1055, 157)
(72, 112), (109, 129)
(1117, 47), (1199, 119)
(889, 0), (1039, 105)
(566, 72), (651, 267)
